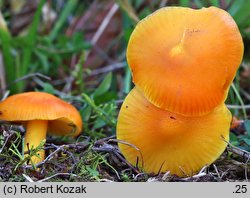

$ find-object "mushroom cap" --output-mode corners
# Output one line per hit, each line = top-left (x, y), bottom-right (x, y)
(127, 6), (243, 116)
(117, 88), (231, 176)
(0, 92), (82, 137)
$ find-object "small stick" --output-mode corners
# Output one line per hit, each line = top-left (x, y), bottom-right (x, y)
(213, 164), (222, 179)
(0, 90), (10, 101)
(227, 104), (250, 109)
(0, 129), (15, 154)
(108, 138), (144, 170)
(7, 73), (51, 88)
(93, 139), (141, 174)
(37, 173), (77, 182)
(85, 3), (119, 60)
(22, 174), (34, 182)
(226, 145), (250, 161)
(181, 172), (207, 181)
(222, 136), (250, 161)
(89, 62), (127, 76)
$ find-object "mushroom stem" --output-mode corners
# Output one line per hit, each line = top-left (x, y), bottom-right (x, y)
(24, 120), (48, 164)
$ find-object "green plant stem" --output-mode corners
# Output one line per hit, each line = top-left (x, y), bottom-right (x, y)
(0, 29), (16, 92)
(82, 93), (116, 127)
(231, 83), (247, 119)
(49, 0), (78, 41)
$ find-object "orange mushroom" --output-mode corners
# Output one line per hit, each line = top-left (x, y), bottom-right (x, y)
(127, 6), (243, 116)
(0, 92), (83, 164)
(117, 88), (231, 176)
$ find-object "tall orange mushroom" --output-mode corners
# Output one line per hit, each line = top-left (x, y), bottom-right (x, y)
(117, 88), (231, 176)
(127, 6), (243, 116)
(0, 92), (83, 164)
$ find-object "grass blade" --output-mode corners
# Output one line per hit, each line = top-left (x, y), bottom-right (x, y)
(19, 0), (46, 92)
(0, 13), (16, 92)
(49, 0), (78, 41)
(21, 0), (46, 75)
(231, 82), (247, 119)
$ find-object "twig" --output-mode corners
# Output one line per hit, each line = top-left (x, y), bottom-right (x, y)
(7, 73), (51, 88)
(22, 141), (88, 169)
(240, 89), (250, 102)
(62, 76), (74, 93)
(115, 99), (124, 105)
(92, 45), (116, 64)
(226, 104), (250, 109)
(226, 144), (250, 161)
(181, 170), (207, 181)
(220, 168), (230, 180)
(161, 171), (171, 181)
(160, 0), (168, 7)
(147, 177), (159, 182)
(181, 172), (207, 181)
(92, 143), (122, 179)
(244, 157), (249, 182)
(22, 174), (34, 182)
(178, 166), (189, 177)
(213, 164), (222, 180)
(0, 129), (15, 154)
(93, 137), (141, 174)
(157, 160), (166, 175)
(37, 173), (77, 182)
(116, 0), (139, 22)
(98, 178), (114, 182)
(108, 138), (144, 170)
(85, 3), (119, 60)
(89, 62), (127, 76)
(0, 90), (10, 101)
(91, 3), (119, 44)
(43, 144), (68, 163)
(66, 1), (98, 36)
(33, 77), (82, 101)
(113, 149), (140, 174)
(199, 165), (208, 174)
(134, 173), (146, 181)
(226, 141), (250, 181)
(95, 135), (116, 145)
(180, 165), (208, 181)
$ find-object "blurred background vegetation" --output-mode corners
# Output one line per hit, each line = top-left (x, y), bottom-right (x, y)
(0, 0), (250, 181)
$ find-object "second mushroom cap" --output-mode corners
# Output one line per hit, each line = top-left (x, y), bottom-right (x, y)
(117, 88), (232, 176)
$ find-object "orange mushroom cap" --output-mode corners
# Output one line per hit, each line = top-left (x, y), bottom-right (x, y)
(0, 92), (82, 164)
(127, 6), (243, 116)
(0, 92), (82, 136)
(117, 88), (231, 176)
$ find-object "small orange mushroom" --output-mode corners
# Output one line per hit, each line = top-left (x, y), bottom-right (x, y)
(127, 6), (243, 116)
(117, 88), (232, 176)
(0, 92), (83, 164)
